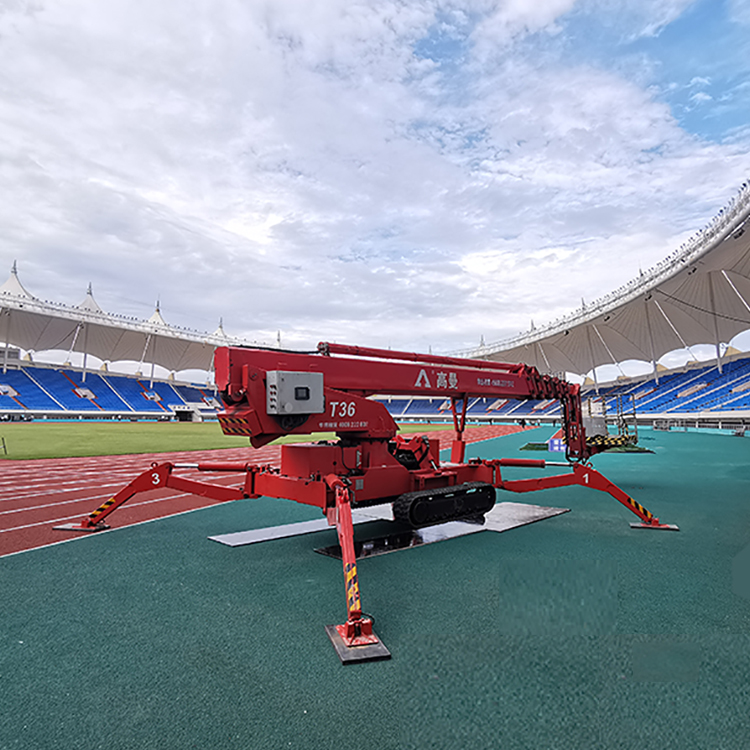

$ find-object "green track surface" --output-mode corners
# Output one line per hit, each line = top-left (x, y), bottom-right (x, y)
(2, 428), (750, 749)
(0, 421), (450, 460)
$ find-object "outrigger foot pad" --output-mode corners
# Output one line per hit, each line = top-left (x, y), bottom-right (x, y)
(53, 522), (109, 533)
(324, 625), (391, 664)
(629, 522), (680, 531)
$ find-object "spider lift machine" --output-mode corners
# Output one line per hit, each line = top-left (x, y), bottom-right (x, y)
(56, 342), (677, 662)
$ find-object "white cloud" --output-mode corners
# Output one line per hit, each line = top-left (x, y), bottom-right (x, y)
(0, 0), (747, 361)
(728, 0), (750, 25)
(580, 0), (698, 37)
(471, 0), (578, 50)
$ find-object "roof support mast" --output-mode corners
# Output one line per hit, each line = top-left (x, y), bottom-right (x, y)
(593, 324), (626, 379)
(721, 269), (750, 316)
(2, 309), (10, 374)
(537, 341), (551, 372)
(65, 323), (82, 367)
(150, 336), (158, 389)
(81, 323), (89, 383)
(653, 298), (699, 362)
(584, 324), (599, 393)
(643, 297), (659, 386)
(2, 310), (10, 374)
(707, 272), (723, 374)
(137, 334), (152, 377)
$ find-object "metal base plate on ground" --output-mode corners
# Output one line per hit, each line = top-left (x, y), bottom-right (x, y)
(52, 523), (109, 533)
(315, 502), (570, 560)
(209, 502), (568, 553)
(484, 501), (570, 532)
(630, 522), (680, 531)
(324, 624), (391, 664)
(208, 505), (393, 547)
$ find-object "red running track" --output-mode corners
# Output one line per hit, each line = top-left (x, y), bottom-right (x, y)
(0, 425), (526, 558)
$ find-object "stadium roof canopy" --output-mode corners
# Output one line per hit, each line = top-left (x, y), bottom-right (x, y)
(457, 181), (750, 380)
(3, 182), (749, 382)
(0, 265), (251, 375)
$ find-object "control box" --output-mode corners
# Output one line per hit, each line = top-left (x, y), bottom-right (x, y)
(266, 370), (325, 415)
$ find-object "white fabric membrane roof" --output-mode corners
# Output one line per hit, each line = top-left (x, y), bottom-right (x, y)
(457, 181), (750, 379)
(2, 181), (749, 378)
(0, 269), (250, 374)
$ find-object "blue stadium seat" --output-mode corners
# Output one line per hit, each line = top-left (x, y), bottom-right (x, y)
(0, 369), (61, 411)
(104, 375), (181, 413)
(24, 368), (102, 411)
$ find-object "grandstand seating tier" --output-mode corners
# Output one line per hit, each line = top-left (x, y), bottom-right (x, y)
(0, 366), (219, 417)
(2, 355), (750, 420)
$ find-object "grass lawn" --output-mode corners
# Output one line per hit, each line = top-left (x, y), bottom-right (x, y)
(0, 420), (454, 460)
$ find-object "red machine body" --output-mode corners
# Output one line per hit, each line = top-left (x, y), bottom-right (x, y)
(57, 342), (676, 662)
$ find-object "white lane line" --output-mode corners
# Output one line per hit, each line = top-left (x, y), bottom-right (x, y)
(0, 471), (242, 503)
(0, 467), (140, 482)
(0, 455), (273, 481)
(0, 492), (197, 533)
(0, 493), (114, 515)
(0, 501), (231, 560)
(0, 458), (278, 489)
(0, 449), (279, 473)
(0, 484), (129, 503)
(1, 474), (242, 514)
(0, 474), (204, 499)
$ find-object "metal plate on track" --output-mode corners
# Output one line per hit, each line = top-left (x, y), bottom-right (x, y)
(315, 502), (569, 559)
(209, 501), (568, 552)
(208, 504), (393, 547)
(484, 501), (569, 532)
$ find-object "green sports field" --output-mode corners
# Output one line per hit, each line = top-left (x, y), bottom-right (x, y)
(0, 420), (453, 460)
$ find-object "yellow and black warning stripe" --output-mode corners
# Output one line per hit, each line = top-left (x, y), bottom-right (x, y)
(344, 562), (361, 613)
(221, 425), (253, 436)
(586, 434), (633, 449)
(220, 416), (249, 425)
(89, 497), (116, 520)
(623, 494), (653, 521)
(218, 416), (253, 436)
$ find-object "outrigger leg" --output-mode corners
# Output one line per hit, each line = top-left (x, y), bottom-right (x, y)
(54, 462), (245, 532)
(323, 476), (391, 664)
(495, 459), (679, 531)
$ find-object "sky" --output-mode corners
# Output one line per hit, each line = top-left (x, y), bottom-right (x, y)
(1, 0), (749, 364)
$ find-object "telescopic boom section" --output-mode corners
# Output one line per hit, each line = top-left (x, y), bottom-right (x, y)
(214, 341), (594, 460)
(319, 342), (592, 460)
